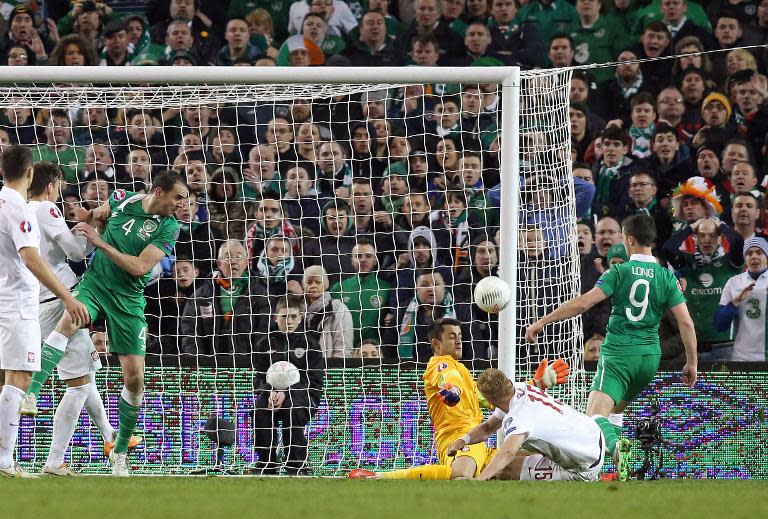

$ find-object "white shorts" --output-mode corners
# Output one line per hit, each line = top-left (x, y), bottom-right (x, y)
(0, 314), (42, 372)
(39, 298), (101, 380)
(519, 450), (604, 482)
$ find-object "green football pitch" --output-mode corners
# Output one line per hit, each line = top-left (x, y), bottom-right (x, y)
(1, 478), (765, 519)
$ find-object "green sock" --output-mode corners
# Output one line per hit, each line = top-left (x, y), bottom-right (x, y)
(27, 343), (66, 397)
(613, 423), (623, 437)
(594, 416), (619, 454)
(115, 395), (141, 454)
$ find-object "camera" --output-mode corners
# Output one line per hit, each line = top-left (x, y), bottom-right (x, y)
(635, 400), (661, 446)
(635, 399), (665, 480)
(81, 1), (97, 12)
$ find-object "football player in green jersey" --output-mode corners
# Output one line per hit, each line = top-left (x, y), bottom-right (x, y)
(525, 214), (698, 481)
(32, 170), (188, 476)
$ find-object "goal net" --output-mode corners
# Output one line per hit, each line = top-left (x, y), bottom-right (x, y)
(4, 67), (582, 475)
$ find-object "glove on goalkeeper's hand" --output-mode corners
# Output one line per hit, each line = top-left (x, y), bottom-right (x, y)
(437, 383), (461, 406)
(531, 358), (570, 389)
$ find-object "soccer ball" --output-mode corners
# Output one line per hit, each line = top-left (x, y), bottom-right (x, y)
(266, 361), (300, 390)
(474, 276), (512, 314)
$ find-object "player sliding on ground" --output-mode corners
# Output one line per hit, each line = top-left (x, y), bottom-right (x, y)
(28, 171), (187, 476)
(449, 368), (607, 481)
(349, 318), (569, 480)
(525, 213), (698, 481)
(22, 162), (141, 475)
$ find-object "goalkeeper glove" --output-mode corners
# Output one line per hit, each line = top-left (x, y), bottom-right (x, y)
(437, 384), (461, 407)
(530, 358), (570, 389)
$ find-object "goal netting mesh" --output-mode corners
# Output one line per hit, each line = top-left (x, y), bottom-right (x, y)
(7, 68), (582, 475)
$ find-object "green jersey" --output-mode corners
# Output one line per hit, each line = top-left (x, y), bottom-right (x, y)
(32, 144), (85, 185)
(331, 272), (390, 347)
(678, 257), (740, 343)
(86, 189), (179, 297)
(596, 254), (686, 355)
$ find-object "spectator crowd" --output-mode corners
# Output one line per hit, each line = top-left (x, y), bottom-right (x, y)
(1, 0), (768, 364)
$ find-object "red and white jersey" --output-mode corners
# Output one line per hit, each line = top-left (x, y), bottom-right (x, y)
(0, 186), (41, 317)
(491, 382), (603, 472)
(29, 200), (90, 302)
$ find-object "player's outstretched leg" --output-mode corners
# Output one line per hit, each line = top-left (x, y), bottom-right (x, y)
(349, 465), (452, 480)
(110, 354), (144, 477)
(22, 331), (70, 416)
(42, 379), (89, 476)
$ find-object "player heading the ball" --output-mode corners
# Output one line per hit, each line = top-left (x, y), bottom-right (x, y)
(525, 213), (697, 481)
(33, 171), (187, 477)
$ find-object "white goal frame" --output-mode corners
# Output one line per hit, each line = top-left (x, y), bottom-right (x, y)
(0, 65), (524, 382)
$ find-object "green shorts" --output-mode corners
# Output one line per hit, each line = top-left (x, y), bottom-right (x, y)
(590, 354), (660, 405)
(73, 275), (147, 356)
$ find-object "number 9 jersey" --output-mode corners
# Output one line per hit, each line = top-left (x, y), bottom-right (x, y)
(595, 253), (686, 356)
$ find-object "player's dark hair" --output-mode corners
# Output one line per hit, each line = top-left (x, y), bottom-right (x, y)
(622, 213), (656, 247)
(151, 169), (187, 193)
(29, 161), (62, 197)
(1, 145), (33, 182)
(428, 317), (462, 343)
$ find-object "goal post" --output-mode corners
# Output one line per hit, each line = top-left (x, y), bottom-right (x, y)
(1, 66), (583, 475)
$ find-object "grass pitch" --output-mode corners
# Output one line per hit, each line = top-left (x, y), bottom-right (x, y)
(1, 478), (765, 519)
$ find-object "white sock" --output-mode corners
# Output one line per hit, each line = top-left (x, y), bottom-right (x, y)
(608, 413), (624, 428)
(44, 331), (69, 352)
(120, 386), (143, 407)
(45, 384), (89, 468)
(0, 385), (25, 468)
(84, 373), (114, 441)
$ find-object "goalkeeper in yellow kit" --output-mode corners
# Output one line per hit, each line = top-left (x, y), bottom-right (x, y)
(349, 317), (569, 480)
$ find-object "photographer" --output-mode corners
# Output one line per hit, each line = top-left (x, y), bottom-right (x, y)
(57, 0), (121, 48)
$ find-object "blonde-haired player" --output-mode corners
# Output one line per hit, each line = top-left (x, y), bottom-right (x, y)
(448, 368), (606, 481)
(349, 318), (569, 480)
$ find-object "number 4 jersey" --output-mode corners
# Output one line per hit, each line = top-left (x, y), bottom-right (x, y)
(595, 253), (686, 356)
(492, 383), (603, 473)
(85, 190), (179, 297)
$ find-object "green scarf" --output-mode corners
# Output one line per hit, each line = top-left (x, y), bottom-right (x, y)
(216, 270), (249, 319)
(398, 291), (456, 359)
(629, 123), (655, 159)
(595, 157), (631, 206)
(256, 250), (295, 284)
(382, 194), (405, 213)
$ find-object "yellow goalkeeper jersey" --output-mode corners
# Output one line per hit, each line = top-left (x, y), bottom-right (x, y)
(423, 355), (483, 455)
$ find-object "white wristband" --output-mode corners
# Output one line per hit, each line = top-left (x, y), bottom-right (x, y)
(461, 434), (471, 444)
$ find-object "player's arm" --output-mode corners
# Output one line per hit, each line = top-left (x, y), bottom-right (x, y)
(446, 415), (502, 456)
(76, 201), (111, 231)
(18, 247), (90, 326)
(435, 368), (465, 407)
(525, 287), (606, 343)
(475, 433), (526, 481)
(671, 302), (697, 387)
(73, 222), (166, 278)
(54, 228), (94, 262)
